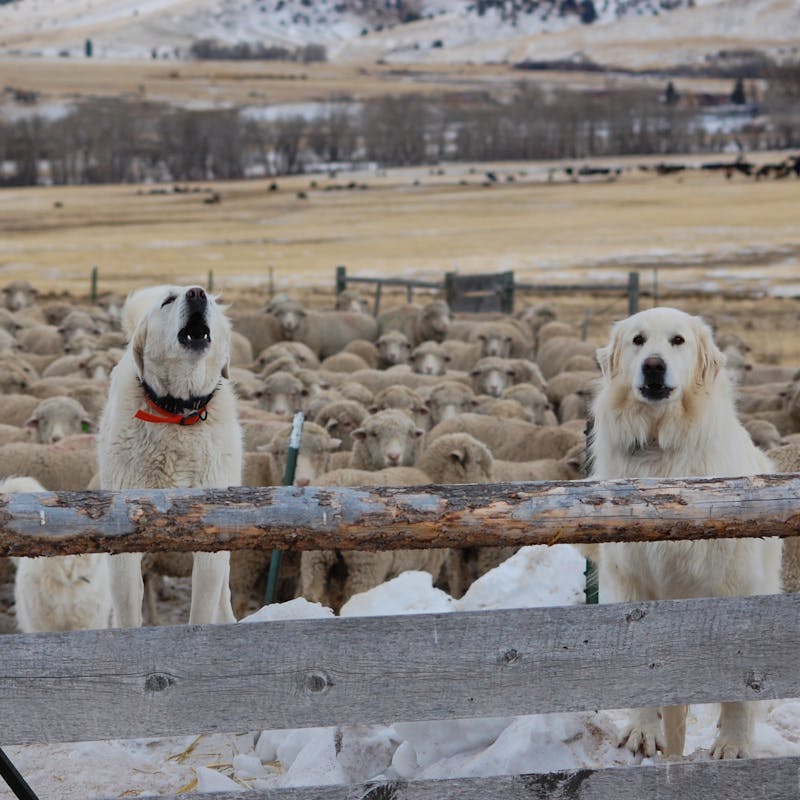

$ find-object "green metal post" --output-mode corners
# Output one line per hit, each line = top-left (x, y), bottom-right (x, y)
(90, 265), (98, 304)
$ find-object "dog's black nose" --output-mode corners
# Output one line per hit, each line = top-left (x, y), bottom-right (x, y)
(642, 356), (666, 383)
(186, 287), (207, 309)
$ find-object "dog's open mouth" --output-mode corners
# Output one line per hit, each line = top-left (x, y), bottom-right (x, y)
(178, 312), (211, 351)
(639, 384), (674, 401)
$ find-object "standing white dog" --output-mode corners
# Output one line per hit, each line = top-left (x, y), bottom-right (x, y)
(590, 306), (781, 760)
(98, 285), (242, 627)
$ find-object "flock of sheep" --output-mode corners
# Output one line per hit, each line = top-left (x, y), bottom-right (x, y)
(1, 276), (799, 630)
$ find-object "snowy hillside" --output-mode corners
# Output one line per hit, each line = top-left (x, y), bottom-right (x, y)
(1, 0), (797, 68)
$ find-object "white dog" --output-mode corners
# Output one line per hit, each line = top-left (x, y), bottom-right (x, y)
(4, 476), (111, 633)
(590, 306), (781, 760)
(98, 285), (242, 627)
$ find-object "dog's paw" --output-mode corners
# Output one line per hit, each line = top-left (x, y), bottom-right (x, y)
(619, 724), (665, 758)
(710, 736), (751, 760)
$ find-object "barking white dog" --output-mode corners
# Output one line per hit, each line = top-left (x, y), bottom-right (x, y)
(98, 285), (242, 627)
(590, 306), (781, 760)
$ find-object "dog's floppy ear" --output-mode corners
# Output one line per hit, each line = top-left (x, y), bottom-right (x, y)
(693, 316), (723, 387)
(131, 318), (148, 378)
(221, 360), (230, 380)
(596, 322), (623, 379)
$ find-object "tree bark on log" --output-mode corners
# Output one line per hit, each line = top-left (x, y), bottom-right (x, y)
(1, 474), (799, 557)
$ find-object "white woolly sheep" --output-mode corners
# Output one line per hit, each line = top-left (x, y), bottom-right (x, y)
(260, 420), (341, 487)
(467, 320), (533, 360)
(425, 381), (477, 426)
(256, 341), (320, 372)
(416, 432), (493, 484)
(320, 352), (370, 373)
(561, 353), (598, 373)
(545, 370), (599, 408)
(491, 444), (585, 482)
(231, 310), (283, 356)
(3, 280), (36, 312)
(314, 400), (368, 451)
(270, 297), (378, 358)
(256, 370), (307, 417)
(535, 321), (575, 353)
(474, 397), (532, 421)
(426, 413), (582, 461)
(410, 341), (449, 376)
(537, 335), (598, 380)
(744, 419), (783, 452)
(335, 289), (371, 314)
(342, 339), (378, 368)
(377, 300), (452, 345)
(370, 385), (431, 431)
(469, 357), (517, 397)
(502, 383), (557, 426)
(4, 394), (41, 427)
(339, 381), (374, 407)
(25, 396), (94, 444)
(17, 324), (63, 356)
(0, 437), (97, 490)
(350, 409), (424, 470)
(376, 330), (412, 369)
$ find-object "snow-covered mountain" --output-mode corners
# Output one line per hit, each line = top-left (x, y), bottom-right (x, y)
(0, 0), (798, 69)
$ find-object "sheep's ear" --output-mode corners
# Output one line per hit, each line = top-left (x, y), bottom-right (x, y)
(470, 398), (480, 407)
(368, 404), (379, 414)
(416, 406), (429, 417)
(444, 355), (451, 363)
(469, 368), (480, 377)
(324, 417), (338, 431)
(506, 369), (517, 377)
(131, 318), (148, 378)
(414, 428), (425, 438)
(24, 415), (39, 430)
(253, 389), (264, 399)
(352, 427), (367, 441)
(449, 448), (466, 466)
(477, 334), (486, 342)
(693, 317), (723, 387)
(301, 388), (309, 397)
(327, 437), (342, 451)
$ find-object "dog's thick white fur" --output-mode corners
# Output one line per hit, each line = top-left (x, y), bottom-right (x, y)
(98, 285), (242, 628)
(4, 476), (111, 633)
(591, 307), (782, 761)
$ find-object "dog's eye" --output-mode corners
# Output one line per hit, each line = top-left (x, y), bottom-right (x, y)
(671, 335), (685, 346)
(632, 334), (646, 346)
(161, 295), (177, 307)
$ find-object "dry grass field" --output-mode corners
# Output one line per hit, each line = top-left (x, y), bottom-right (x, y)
(2, 156), (800, 361)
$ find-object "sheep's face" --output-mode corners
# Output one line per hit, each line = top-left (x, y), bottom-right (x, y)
(3, 281), (36, 312)
(421, 302), (452, 341)
(26, 398), (93, 444)
(264, 425), (341, 486)
(257, 371), (307, 416)
(352, 411), (424, 469)
(427, 385), (476, 425)
(131, 285), (231, 399)
(411, 345), (448, 376)
(477, 332), (513, 359)
(377, 334), (410, 366)
(470, 359), (515, 398)
(274, 304), (306, 338)
(335, 291), (370, 314)
(319, 408), (365, 451)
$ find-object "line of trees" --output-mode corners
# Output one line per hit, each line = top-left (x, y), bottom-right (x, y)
(1, 77), (799, 186)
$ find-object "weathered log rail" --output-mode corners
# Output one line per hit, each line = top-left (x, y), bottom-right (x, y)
(1, 473), (799, 557)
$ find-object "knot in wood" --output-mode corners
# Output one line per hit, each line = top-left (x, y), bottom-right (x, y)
(501, 648), (521, 665)
(745, 669), (766, 693)
(144, 672), (175, 693)
(625, 608), (647, 623)
(304, 669), (333, 695)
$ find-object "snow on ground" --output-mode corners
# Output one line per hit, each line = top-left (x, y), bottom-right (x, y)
(2, 544), (799, 799)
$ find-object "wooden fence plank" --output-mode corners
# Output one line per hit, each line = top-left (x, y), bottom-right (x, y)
(1, 594), (797, 746)
(2, 474), (800, 557)
(120, 756), (800, 800)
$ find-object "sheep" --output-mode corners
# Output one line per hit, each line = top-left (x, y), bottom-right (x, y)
(410, 341), (449, 376)
(58, 310), (102, 344)
(256, 341), (320, 372)
(339, 381), (373, 407)
(350, 409), (424, 470)
(0, 360), (34, 394)
(0, 327), (17, 354)
(229, 367), (263, 401)
(304, 389), (346, 421)
(475, 397), (532, 421)
(765, 443), (800, 593)
(348, 367), (471, 397)
(255, 371), (307, 417)
(741, 380), (800, 435)
(42, 350), (117, 381)
(314, 400), (368, 452)
(0, 424), (31, 445)
(558, 390), (593, 423)
(4, 476), (111, 634)
(515, 303), (558, 341)
(232, 310), (283, 356)
(0, 307), (21, 333)
(343, 338), (378, 368)
(370, 385), (430, 431)
(229, 330), (254, 367)
(469, 357), (517, 397)
(4, 394), (41, 427)
(376, 330), (411, 369)
(377, 300), (452, 345)
(544, 370), (599, 409)
(25, 396), (94, 444)
(270, 297), (378, 358)
(502, 383), (557, 426)
(440, 339), (480, 371)
(535, 320), (575, 353)
(537, 335), (598, 380)
(27, 377), (107, 420)
(3, 280), (36, 312)
(743, 364), (798, 386)
(426, 413), (582, 461)
(490, 444), (585, 482)
(17, 324), (65, 356)
(561, 354), (598, 373)
(415, 432), (493, 484)
(259, 421), (341, 487)
(335, 289), (371, 314)
(736, 382), (787, 414)
(0, 438), (97, 490)
(507, 359), (547, 390)
(467, 320), (533, 360)
(425, 381), (477, 426)
(744, 419), (783, 452)
(320, 352), (370, 373)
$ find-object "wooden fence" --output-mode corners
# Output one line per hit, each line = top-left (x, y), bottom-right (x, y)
(1, 476), (799, 800)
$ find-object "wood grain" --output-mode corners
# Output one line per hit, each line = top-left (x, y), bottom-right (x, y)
(1, 593), (797, 746)
(0, 473), (799, 557)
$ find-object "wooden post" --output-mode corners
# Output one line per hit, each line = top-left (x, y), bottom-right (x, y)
(335, 265), (347, 295)
(628, 271), (640, 316)
(580, 309), (590, 342)
(2, 474), (800, 557)
(90, 265), (98, 304)
(268, 266), (275, 300)
(407, 284), (413, 303)
(207, 270), (214, 293)
(373, 281), (383, 316)
(653, 267), (659, 307)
